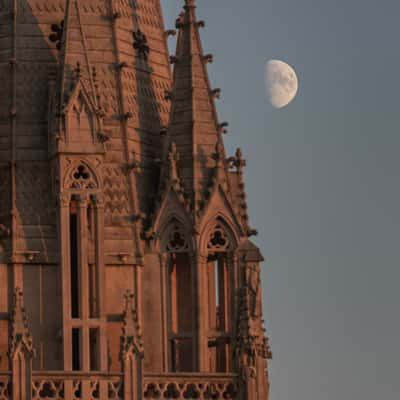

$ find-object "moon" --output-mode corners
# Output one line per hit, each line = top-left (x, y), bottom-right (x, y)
(265, 60), (298, 109)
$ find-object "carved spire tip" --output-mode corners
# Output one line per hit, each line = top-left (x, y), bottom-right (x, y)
(184, 0), (196, 7)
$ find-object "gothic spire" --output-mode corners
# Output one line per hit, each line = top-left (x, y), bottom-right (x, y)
(166, 0), (227, 213)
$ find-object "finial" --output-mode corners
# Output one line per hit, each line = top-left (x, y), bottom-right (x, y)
(184, 0), (196, 8)
(215, 141), (224, 167)
(175, 11), (185, 28)
(133, 29), (150, 61)
(168, 142), (180, 183)
(75, 62), (81, 80)
(122, 291), (135, 337)
(235, 148), (246, 173)
(120, 290), (143, 360)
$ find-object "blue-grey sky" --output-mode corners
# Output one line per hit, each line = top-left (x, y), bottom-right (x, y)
(162, 1), (400, 399)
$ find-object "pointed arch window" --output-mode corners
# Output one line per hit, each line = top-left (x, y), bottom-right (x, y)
(60, 164), (105, 372)
(162, 221), (194, 372)
(205, 221), (234, 373)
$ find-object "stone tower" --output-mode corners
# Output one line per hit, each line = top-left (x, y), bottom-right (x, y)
(0, 0), (271, 399)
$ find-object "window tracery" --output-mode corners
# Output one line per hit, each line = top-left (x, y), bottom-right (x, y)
(65, 164), (98, 190)
(166, 224), (189, 252)
(207, 223), (230, 252)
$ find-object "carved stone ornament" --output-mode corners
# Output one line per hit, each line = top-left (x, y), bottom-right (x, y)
(65, 163), (98, 190)
(58, 192), (71, 207)
(10, 288), (36, 358)
(168, 142), (180, 183)
(120, 291), (144, 360)
(133, 29), (150, 60)
(246, 264), (263, 318)
(166, 224), (189, 252)
(207, 223), (230, 252)
(49, 20), (64, 50)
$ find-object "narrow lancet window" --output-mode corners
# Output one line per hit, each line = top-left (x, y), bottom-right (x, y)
(89, 328), (100, 371)
(169, 252), (194, 372)
(72, 328), (81, 371)
(165, 224), (194, 372)
(70, 201), (79, 318)
(206, 223), (233, 373)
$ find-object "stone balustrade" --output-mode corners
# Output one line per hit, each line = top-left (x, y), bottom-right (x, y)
(0, 371), (239, 400)
(143, 372), (239, 399)
(31, 371), (123, 400)
(0, 373), (11, 400)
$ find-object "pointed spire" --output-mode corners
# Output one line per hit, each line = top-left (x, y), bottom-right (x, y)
(120, 291), (143, 360)
(167, 0), (228, 213)
(58, 0), (98, 110)
(9, 288), (35, 358)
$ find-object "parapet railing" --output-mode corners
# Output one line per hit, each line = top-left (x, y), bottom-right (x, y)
(0, 370), (239, 399)
(32, 371), (123, 400)
(0, 372), (11, 400)
(143, 372), (239, 399)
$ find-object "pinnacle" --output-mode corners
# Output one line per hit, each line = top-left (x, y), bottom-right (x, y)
(120, 290), (143, 358)
(165, 0), (228, 211)
(10, 287), (35, 357)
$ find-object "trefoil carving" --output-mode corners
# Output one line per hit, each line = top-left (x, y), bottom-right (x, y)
(166, 225), (189, 252)
(49, 20), (64, 51)
(65, 163), (98, 190)
(208, 224), (230, 252)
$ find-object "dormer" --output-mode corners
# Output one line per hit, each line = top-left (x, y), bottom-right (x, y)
(56, 79), (107, 155)
(65, 81), (97, 145)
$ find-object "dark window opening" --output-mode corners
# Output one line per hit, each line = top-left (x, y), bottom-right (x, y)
(70, 206), (79, 318)
(72, 328), (80, 371)
(207, 253), (230, 373)
(169, 253), (194, 372)
(89, 328), (100, 371)
(89, 264), (98, 318)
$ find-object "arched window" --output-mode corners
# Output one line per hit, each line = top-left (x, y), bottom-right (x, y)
(204, 220), (235, 373)
(162, 221), (194, 372)
(61, 162), (104, 372)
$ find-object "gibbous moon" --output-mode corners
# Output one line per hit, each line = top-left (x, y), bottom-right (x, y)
(265, 60), (298, 109)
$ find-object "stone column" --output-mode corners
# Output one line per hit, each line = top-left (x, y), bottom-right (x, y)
(236, 260), (272, 400)
(76, 194), (91, 399)
(159, 253), (169, 371)
(58, 192), (73, 399)
(192, 253), (208, 371)
(93, 194), (108, 399)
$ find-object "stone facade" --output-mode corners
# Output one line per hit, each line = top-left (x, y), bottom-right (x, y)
(0, 0), (271, 399)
